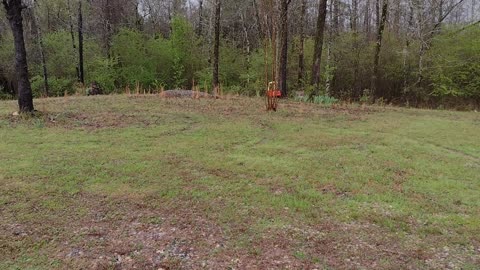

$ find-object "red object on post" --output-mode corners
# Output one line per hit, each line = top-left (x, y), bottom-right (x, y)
(266, 81), (280, 111)
(267, 90), (282, 97)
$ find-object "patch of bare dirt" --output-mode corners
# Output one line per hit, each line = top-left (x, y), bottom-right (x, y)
(2, 191), (479, 269)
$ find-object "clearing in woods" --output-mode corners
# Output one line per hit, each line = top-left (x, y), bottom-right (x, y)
(0, 95), (479, 269)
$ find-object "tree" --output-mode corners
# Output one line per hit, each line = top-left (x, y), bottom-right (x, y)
(297, 0), (306, 87)
(2, 0), (34, 112)
(311, 0), (328, 90)
(212, 0), (221, 95)
(278, 0), (291, 97)
(78, 0), (84, 85)
(372, 0), (388, 96)
(197, 0), (203, 36)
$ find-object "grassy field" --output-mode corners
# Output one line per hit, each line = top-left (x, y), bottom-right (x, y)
(0, 95), (479, 269)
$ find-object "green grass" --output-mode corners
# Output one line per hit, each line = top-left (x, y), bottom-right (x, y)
(1, 95), (479, 269)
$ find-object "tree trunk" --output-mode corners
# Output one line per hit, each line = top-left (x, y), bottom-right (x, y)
(333, 0), (339, 31)
(253, 0), (263, 40)
(325, 0), (335, 96)
(437, 0), (444, 32)
(212, 0), (221, 94)
(104, 0), (112, 58)
(197, 0), (203, 36)
(351, 0), (358, 32)
(278, 0), (290, 97)
(403, 3), (414, 99)
(311, 0), (328, 89)
(241, 12), (251, 86)
(3, 0), (34, 112)
(31, 5), (49, 97)
(297, 0), (306, 87)
(372, 0), (388, 97)
(364, 0), (371, 38)
(78, 0), (84, 85)
(67, 0), (79, 81)
(352, 0), (360, 95)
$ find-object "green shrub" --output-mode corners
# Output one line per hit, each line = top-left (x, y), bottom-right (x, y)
(31, 75), (75, 97)
(426, 27), (480, 99)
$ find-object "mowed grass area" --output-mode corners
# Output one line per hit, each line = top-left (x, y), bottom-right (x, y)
(0, 95), (479, 269)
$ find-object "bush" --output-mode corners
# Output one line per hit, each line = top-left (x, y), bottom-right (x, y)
(426, 27), (480, 99)
(31, 75), (75, 97)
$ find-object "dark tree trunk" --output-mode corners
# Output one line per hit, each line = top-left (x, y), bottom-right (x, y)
(78, 0), (84, 85)
(212, 0), (221, 94)
(104, 0), (112, 58)
(333, 0), (339, 31)
(278, 0), (290, 97)
(297, 0), (306, 87)
(372, 0), (388, 97)
(197, 0), (203, 36)
(311, 0), (328, 89)
(352, 0), (360, 94)
(351, 0), (358, 32)
(364, 0), (371, 38)
(3, 0), (34, 112)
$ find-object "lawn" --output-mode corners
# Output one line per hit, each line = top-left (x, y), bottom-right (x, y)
(0, 95), (479, 269)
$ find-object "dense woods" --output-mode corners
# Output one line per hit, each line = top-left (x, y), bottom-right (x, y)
(1, 0), (479, 109)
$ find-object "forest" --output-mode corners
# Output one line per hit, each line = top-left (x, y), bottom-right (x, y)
(0, 0), (479, 110)
(1, 0), (479, 109)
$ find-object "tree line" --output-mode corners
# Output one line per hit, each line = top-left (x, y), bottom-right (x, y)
(1, 0), (479, 112)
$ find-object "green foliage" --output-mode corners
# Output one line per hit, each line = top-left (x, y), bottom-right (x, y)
(0, 33), (15, 80)
(295, 94), (339, 106)
(1, 10), (478, 108)
(110, 17), (203, 90)
(111, 28), (156, 87)
(31, 75), (74, 97)
(146, 37), (175, 86)
(196, 42), (248, 93)
(42, 31), (78, 79)
(168, 17), (204, 88)
(426, 27), (480, 99)
(87, 58), (117, 93)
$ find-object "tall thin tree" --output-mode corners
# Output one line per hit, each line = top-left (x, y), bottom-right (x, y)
(372, 0), (388, 97)
(311, 0), (328, 91)
(197, 0), (203, 36)
(2, 0), (34, 112)
(78, 0), (84, 85)
(297, 0), (306, 88)
(278, 0), (291, 97)
(212, 0), (221, 95)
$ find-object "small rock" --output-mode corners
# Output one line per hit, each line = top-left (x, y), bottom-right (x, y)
(67, 248), (83, 258)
